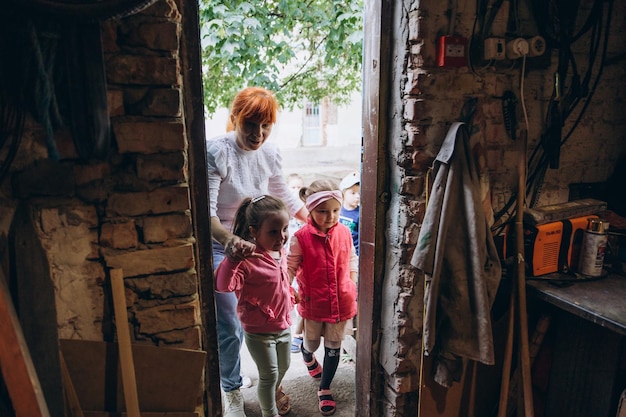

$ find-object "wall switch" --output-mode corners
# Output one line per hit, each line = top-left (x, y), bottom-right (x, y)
(484, 37), (506, 60)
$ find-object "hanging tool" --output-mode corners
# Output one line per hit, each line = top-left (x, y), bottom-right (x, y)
(62, 20), (111, 159)
(501, 90), (518, 141)
(506, 315), (551, 417)
(498, 129), (535, 417)
(515, 129), (535, 417)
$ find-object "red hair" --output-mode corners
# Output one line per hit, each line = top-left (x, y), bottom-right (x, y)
(226, 87), (279, 132)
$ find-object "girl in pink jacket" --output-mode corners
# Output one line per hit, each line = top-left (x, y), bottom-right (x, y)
(215, 195), (294, 417)
(287, 179), (358, 416)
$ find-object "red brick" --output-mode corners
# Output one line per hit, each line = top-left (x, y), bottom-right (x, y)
(142, 213), (192, 243)
(105, 55), (179, 86)
(106, 186), (190, 217)
(134, 302), (199, 334)
(102, 243), (194, 277)
(100, 221), (138, 249)
(114, 120), (186, 154)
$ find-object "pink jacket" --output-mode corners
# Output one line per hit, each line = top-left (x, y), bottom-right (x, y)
(215, 248), (294, 333)
(288, 221), (357, 323)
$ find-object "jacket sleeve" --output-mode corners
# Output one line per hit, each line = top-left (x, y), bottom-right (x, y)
(265, 145), (305, 217)
(349, 243), (358, 273)
(215, 257), (245, 293)
(206, 138), (227, 218)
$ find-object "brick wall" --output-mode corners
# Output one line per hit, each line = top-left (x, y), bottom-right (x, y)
(2, 0), (202, 351)
(378, 0), (626, 414)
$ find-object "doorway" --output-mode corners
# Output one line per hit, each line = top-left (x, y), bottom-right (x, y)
(182, 1), (389, 416)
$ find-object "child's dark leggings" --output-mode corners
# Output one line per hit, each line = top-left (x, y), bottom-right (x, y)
(302, 345), (341, 389)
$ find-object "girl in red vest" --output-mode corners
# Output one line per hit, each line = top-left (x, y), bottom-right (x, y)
(287, 179), (358, 416)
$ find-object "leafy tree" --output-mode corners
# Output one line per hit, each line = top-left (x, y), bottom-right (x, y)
(199, 0), (363, 116)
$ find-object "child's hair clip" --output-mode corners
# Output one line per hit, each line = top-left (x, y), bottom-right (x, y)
(251, 195), (266, 203)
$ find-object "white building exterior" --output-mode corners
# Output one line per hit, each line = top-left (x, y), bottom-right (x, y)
(205, 92), (363, 149)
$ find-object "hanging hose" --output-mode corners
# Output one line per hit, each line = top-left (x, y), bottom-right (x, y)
(0, 12), (33, 181)
(1, 0), (160, 161)
(28, 18), (62, 160)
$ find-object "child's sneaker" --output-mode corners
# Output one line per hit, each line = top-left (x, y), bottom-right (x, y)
(291, 336), (303, 353)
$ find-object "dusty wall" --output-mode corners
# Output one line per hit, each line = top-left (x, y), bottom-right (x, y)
(378, 0), (626, 415)
(1, 0), (202, 349)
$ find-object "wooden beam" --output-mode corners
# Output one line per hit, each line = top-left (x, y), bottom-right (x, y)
(177, 0), (222, 413)
(110, 268), (140, 417)
(0, 268), (50, 417)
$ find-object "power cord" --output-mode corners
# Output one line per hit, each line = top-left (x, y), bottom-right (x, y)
(519, 53), (529, 133)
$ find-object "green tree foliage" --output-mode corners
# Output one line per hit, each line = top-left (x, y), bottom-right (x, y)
(199, 0), (363, 115)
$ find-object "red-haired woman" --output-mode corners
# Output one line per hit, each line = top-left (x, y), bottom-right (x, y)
(207, 87), (308, 417)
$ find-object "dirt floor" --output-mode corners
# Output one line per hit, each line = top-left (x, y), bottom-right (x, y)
(239, 339), (356, 417)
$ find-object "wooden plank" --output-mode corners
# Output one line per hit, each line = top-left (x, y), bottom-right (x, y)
(60, 351), (85, 417)
(545, 311), (621, 417)
(12, 205), (65, 416)
(110, 269), (141, 417)
(0, 268), (50, 417)
(60, 339), (205, 413)
(418, 355), (468, 416)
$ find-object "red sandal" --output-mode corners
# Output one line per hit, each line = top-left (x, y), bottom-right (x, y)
(317, 389), (336, 415)
(304, 355), (322, 379)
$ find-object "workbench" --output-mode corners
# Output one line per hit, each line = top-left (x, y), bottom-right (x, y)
(526, 274), (626, 417)
(527, 273), (626, 336)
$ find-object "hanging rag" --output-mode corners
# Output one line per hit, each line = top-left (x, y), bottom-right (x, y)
(411, 122), (502, 387)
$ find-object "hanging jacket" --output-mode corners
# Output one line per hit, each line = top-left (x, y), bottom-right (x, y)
(288, 220), (357, 323)
(410, 122), (502, 387)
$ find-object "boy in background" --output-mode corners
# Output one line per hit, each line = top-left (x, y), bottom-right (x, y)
(339, 171), (360, 256)
(286, 173), (305, 239)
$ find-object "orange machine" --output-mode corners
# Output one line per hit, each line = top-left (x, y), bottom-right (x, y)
(523, 215), (597, 276)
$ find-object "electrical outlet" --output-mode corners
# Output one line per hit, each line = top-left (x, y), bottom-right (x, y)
(484, 38), (506, 60)
(528, 35), (546, 57)
(506, 38), (529, 59)
(437, 35), (468, 67)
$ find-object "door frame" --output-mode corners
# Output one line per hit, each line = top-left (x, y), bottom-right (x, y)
(356, 0), (392, 415)
(178, 1), (222, 415)
(183, 0), (392, 414)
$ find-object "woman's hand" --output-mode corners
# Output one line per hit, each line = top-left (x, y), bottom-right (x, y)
(225, 236), (260, 261)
